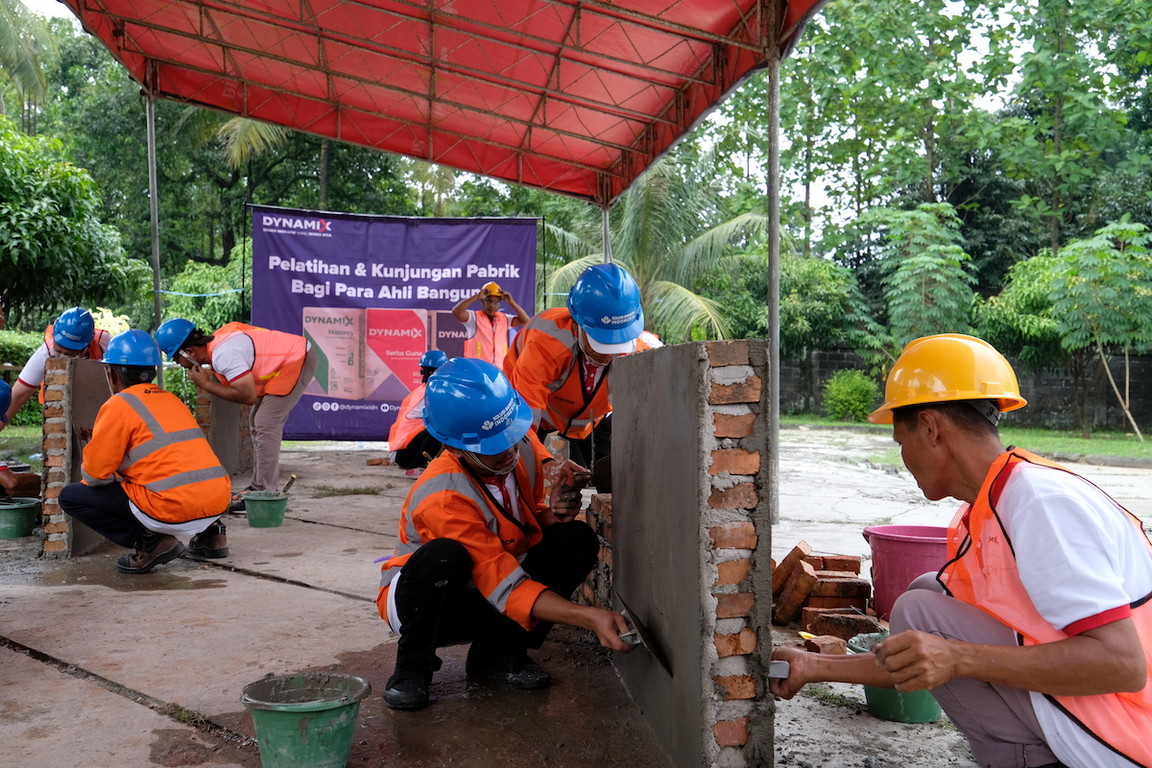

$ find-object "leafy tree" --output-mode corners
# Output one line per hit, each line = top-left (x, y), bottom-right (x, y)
(0, 114), (146, 327)
(1049, 219), (1152, 440)
(163, 246), (251, 333)
(0, 0), (51, 129)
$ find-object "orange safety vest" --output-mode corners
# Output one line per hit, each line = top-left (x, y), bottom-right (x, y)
(387, 384), (426, 452)
(38, 325), (111, 404)
(939, 448), (1152, 767)
(208, 322), (307, 397)
(465, 310), (510, 364)
(81, 384), (231, 524)
(502, 309), (613, 440)
(376, 433), (553, 631)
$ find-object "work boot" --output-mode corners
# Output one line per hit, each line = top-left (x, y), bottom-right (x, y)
(383, 670), (431, 711)
(465, 643), (551, 689)
(187, 521), (229, 558)
(116, 532), (185, 574)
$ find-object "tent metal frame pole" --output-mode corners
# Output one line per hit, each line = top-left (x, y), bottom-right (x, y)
(145, 61), (164, 385)
(766, 4), (782, 528)
(601, 205), (613, 263)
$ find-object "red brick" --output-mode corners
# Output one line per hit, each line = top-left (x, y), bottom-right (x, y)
(706, 340), (751, 367)
(805, 595), (868, 611)
(43, 390), (64, 402)
(709, 448), (761, 476)
(772, 541), (812, 596)
(713, 412), (755, 438)
(43, 540), (66, 552)
(44, 421), (66, 435)
(772, 560), (817, 625)
(712, 717), (750, 748)
(810, 577), (871, 598)
(715, 592), (754, 618)
(715, 674), (756, 700)
(45, 455), (63, 468)
(804, 635), (848, 654)
(822, 555), (862, 574)
(714, 628), (757, 657)
(709, 521), (757, 550)
(709, 377), (763, 405)
(43, 521), (68, 534)
(708, 482), (758, 510)
(803, 554), (826, 570)
(806, 612), (885, 640)
(715, 557), (752, 586)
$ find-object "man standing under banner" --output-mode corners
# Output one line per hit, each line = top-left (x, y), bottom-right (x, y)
(451, 281), (530, 365)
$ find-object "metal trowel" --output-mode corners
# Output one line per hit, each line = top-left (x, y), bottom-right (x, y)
(617, 592), (673, 677)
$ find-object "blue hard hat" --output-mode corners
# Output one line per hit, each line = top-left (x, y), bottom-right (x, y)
(567, 263), (644, 354)
(53, 307), (95, 351)
(419, 350), (449, 370)
(0, 379), (11, 418)
(102, 329), (162, 367)
(155, 318), (196, 360)
(423, 358), (533, 454)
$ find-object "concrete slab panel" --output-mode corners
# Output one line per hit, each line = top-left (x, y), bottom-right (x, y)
(611, 343), (707, 768)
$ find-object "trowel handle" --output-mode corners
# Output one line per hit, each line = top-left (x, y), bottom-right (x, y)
(281, 474), (297, 494)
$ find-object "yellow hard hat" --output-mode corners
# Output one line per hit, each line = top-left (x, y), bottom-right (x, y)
(867, 334), (1027, 424)
(481, 282), (502, 297)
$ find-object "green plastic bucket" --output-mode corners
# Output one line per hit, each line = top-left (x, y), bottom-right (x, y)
(242, 672), (370, 768)
(245, 492), (289, 528)
(0, 497), (40, 539)
(848, 632), (941, 723)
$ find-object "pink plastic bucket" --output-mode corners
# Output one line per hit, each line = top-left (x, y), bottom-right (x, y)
(862, 525), (949, 621)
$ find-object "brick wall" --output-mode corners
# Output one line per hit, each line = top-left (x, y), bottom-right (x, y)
(38, 358), (71, 557)
(781, 347), (1152, 429)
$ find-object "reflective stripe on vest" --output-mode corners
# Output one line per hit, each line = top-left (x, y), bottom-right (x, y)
(387, 385), (426, 452)
(82, 391), (229, 494)
(466, 310), (509, 363)
(940, 449), (1152, 767)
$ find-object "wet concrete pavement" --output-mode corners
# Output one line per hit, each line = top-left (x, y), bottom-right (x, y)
(2, 429), (1150, 768)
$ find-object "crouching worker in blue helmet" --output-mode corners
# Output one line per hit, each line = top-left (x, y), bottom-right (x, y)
(376, 358), (633, 711)
(58, 331), (232, 573)
(387, 350), (448, 476)
(502, 263), (648, 492)
(0, 307), (112, 431)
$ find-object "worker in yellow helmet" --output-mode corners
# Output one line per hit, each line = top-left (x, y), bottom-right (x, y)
(451, 281), (529, 366)
(772, 334), (1152, 768)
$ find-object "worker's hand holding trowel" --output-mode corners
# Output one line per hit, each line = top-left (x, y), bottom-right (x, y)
(543, 459), (591, 524)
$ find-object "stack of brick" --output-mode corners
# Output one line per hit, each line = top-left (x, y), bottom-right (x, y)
(772, 540), (883, 639)
(39, 358), (73, 558)
(578, 493), (614, 610)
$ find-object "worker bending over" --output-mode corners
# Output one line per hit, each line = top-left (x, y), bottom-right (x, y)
(377, 358), (631, 711)
(772, 334), (1152, 768)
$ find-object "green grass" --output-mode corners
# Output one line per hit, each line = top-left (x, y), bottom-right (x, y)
(783, 414), (1151, 461)
(0, 425), (44, 467)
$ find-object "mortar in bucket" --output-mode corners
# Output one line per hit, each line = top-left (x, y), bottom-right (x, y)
(862, 525), (948, 621)
(245, 492), (289, 528)
(848, 632), (941, 723)
(242, 672), (370, 768)
(0, 497), (41, 539)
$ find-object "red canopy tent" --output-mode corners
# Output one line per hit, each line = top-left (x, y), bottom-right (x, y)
(58, 0), (825, 205)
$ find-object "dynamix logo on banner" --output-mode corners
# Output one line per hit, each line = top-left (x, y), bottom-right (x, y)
(252, 206), (537, 440)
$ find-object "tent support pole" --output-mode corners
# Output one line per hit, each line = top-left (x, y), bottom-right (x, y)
(601, 205), (613, 263)
(145, 60), (164, 385)
(766, 3), (783, 527)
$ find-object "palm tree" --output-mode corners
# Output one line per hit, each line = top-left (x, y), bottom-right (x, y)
(0, 0), (51, 131)
(544, 154), (771, 343)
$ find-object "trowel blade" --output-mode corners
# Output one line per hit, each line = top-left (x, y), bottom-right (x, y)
(617, 592), (673, 677)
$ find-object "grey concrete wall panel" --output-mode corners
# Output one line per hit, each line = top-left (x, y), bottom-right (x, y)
(612, 343), (707, 768)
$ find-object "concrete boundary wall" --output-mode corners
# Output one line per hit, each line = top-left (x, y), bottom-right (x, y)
(612, 340), (774, 768)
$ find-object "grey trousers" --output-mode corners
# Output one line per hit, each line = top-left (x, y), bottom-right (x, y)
(891, 574), (1062, 768)
(249, 346), (318, 492)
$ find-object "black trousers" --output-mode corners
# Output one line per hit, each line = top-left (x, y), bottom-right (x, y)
(59, 481), (145, 548)
(392, 430), (443, 469)
(392, 521), (598, 676)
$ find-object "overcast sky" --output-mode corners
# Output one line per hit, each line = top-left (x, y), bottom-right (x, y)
(21, 0), (72, 19)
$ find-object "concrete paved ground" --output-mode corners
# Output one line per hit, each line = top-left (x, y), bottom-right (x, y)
(2, 428), (1149, 768)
